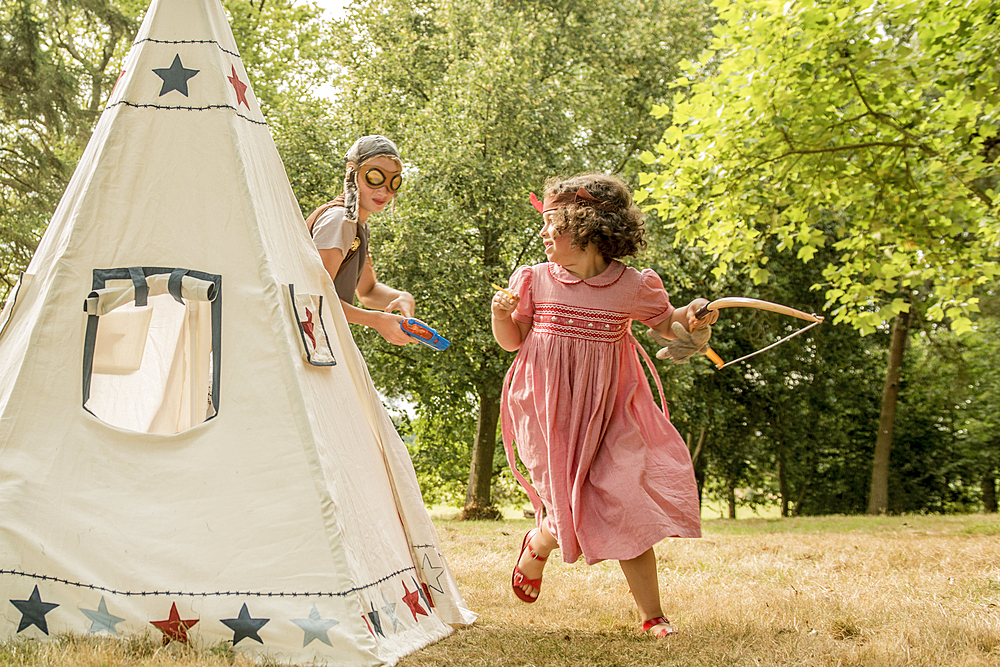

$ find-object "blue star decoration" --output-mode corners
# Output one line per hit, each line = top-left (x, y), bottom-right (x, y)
(153, 54), (199, 97)
(80, 596), (125, 635)
(291, 604), (338, 647)
(10, 585), (58, 635)
(412, 576), (434, 610)
(366, 601), (384, 638)
(221, 603), (269, 645)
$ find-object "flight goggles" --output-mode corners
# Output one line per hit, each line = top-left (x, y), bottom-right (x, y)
(361, 165), (403, 193)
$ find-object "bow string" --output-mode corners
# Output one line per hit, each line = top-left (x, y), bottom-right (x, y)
(696, 297), (825, 370)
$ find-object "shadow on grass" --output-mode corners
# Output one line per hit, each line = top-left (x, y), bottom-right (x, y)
(399, 622), (692, 667)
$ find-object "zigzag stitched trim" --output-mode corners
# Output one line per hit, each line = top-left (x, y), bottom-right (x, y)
(533, 322), (627, 342)
(134, 37), (241, 58)
(0, 566), (415, 598)
(533, 302), (630, 342)
(104, 100), (267, 126)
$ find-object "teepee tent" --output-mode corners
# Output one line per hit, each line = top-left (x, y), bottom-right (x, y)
(0, 0), (475, 663)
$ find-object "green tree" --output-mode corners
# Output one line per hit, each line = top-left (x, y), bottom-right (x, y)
(0, 0), (140, 293)
(0, 0), (335, 294)
(640, 0), (1000, 513)
(890, 296), (1000, 513)
(652, 230), (886, 518)
(330, 0), (713, 516)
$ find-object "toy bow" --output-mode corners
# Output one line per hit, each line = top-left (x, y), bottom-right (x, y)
(695, 297), (825, 370)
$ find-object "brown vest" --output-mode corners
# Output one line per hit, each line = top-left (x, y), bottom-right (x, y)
(305, 195), (369, 303)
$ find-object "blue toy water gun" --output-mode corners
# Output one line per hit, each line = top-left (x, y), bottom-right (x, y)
(400, 318), (450, 351)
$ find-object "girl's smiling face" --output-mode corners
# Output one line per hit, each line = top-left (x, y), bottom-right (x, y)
(539, 211), (575, 266)
(539, 208), (609, 279)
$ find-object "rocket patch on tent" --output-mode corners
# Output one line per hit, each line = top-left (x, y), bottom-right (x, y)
(287, 285), (336, 366)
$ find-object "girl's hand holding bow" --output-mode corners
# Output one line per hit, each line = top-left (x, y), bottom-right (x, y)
(648, 298), (718, 364)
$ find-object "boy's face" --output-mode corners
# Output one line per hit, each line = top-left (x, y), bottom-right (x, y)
(355, 156), (401, 219)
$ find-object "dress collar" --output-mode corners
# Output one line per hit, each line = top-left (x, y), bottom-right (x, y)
(548, 260), (626, 287)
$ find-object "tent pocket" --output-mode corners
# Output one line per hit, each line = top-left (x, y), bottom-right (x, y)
(287, 285), (336, 367)
(91, 304), (155, 373)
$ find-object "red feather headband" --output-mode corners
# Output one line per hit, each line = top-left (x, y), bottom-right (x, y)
(529, 188), (618, 214)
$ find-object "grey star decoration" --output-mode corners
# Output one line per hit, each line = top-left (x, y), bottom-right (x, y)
(291, 604), (338, 647)
(380, 590), (402, 633)
(153, 54), (199, 97)
(80, 596), (125, 635)
(221, 603), (269, 645)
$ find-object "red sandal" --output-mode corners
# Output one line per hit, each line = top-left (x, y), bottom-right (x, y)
(511, 528), (547, 603)
(641, 616), (676, 637)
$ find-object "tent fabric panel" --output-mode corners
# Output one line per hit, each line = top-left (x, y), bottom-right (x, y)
(0, 0), (474, 661)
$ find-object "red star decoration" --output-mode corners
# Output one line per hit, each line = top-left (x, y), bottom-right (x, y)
(302, 307), (316, 347)
(401, 581), (428, 622)
(150, 602), (199, 645)
(112, 70), (126, 96)
(227, 65), (249, 108)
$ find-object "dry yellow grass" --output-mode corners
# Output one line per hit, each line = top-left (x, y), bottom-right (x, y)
(2, 514), (998, 666)
(401, 514), (1000, 667)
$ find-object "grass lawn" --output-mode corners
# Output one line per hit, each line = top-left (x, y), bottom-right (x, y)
(401, 513), (1000, 667)
(2, 513), (998, 666)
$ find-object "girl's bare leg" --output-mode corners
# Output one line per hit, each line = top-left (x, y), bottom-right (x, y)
(515, 521), (558, 599)
(618, 548), (670, 629)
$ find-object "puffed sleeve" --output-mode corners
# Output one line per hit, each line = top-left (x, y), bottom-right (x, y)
(632, 269), (674, 327)
(508, 265), (534, 324)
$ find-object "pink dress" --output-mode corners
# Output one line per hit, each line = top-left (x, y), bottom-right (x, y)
(501, 261), (701, 565)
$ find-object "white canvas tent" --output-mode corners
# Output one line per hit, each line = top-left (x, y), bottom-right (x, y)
(0, 0), (475, 663)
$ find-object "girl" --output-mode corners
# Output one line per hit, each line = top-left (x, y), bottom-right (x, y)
(491, 173), (715, 637)
(306, 135), (415, 346)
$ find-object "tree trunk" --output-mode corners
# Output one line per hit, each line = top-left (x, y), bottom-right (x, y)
(727, 480), (737, 519)
(983, 472), (997, 513)
(778, 440), (789, 518)
(867, 309), (911, 515)
(461, 381), (502, 520)
(688, 427), (707, 511)
(793, 449), (817, 516)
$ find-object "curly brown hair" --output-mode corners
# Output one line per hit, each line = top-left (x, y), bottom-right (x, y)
(544, 173), (646, 261)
